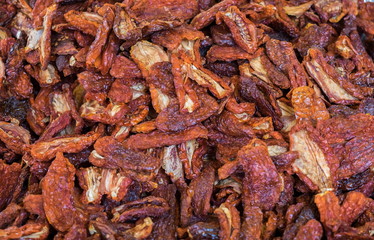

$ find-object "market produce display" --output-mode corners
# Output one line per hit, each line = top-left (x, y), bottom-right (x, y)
(0, 0), (373, 239)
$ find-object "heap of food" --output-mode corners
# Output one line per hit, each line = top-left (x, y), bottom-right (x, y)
(0, 0), (373, 239)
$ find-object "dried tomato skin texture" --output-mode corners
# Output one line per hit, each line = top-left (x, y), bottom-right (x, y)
(0, 1), (373, 239)
(239, 139), (282, 211)
(42, 152), (76, 232)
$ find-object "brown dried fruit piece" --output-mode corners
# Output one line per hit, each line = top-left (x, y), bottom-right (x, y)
(124, 217), (154, 239)
(240, 2), (276, 22)
(4, 40), (33, 99)
(109, 55), (141, 79)
(127, 0), (198, 25)
(89, 136), (160, 173)
(191, 0), (245, 30)
(30, 129), (101, 161)
(340, 191), (371, 226)
(294, 219), (323, 240)
(25, 64), (61, 87)
(77, 167), (132, 204)
(160, 145), (185, 185)
(170, 53), (200, 113)
(266, 39), (308, 88)
(0, 203), (21, 228)
(334, 35), (357, 59)
(240, 206), (263, 240)
(240, 61), (283, 99)
(112, 196), (170, 222)
(317, 114), (374, 146)
(283, 1), (313, 18)
(317, 114), (374, 179)
(113, 3), (141, 42)
(304, 48), (364, 104)
(182, 53), (232, 99)
(348, 29), (374, 73)
(207, 45), (253, 62)
(123, 125), (209, 150)
(238, 139), (282, 210)
(0, 121), (30, 154)
(77, 70), (113, 103)
(146, 62), (177, 113)
(289, 122), (339, 192)
(64, 11), (102, 36)
(98, 32), (121, 75)
(216, 6), (258, 54)
(147, 183), (177, 240)
(0, 161), (22, 210)
(216, 110), (255, 137)
(0, 222), (49, 240)
(314, 0), (349, 23)
(80, 100), (129, 125)
(315, 190), (371, 233)
(155, 89), (219, 132)
(248, 53), (291, 90)
(214, 203), (240, 240)
(178, 138), (207, 180)
(239, 76), (283, 130)
(210, 24), (235, 46)
(107, 78), (134, 104)
(336, 134), (374, 180)
(314, 191), (341, 232)
(356, 2), (374, 35)
(26, 86), (52, 135)
(130, 40), (169, 77)
(86, 5), (115, 70)
(131, 42), (175, 113)
(187, 220), (220, 239)
(180, 164), (215, 226)
(152, 25), (204, 51)
(291, 86), (330, 123)
(23, 194), (45, 218)
(39, 4), (57, 70)
(295, 24), (336, 57)
(41, 152), (76, 232)
(283, 204), (319, 240)
(273, 0), (300, 37)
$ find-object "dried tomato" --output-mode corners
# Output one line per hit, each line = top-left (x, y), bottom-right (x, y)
(0, 1), (373, 239)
